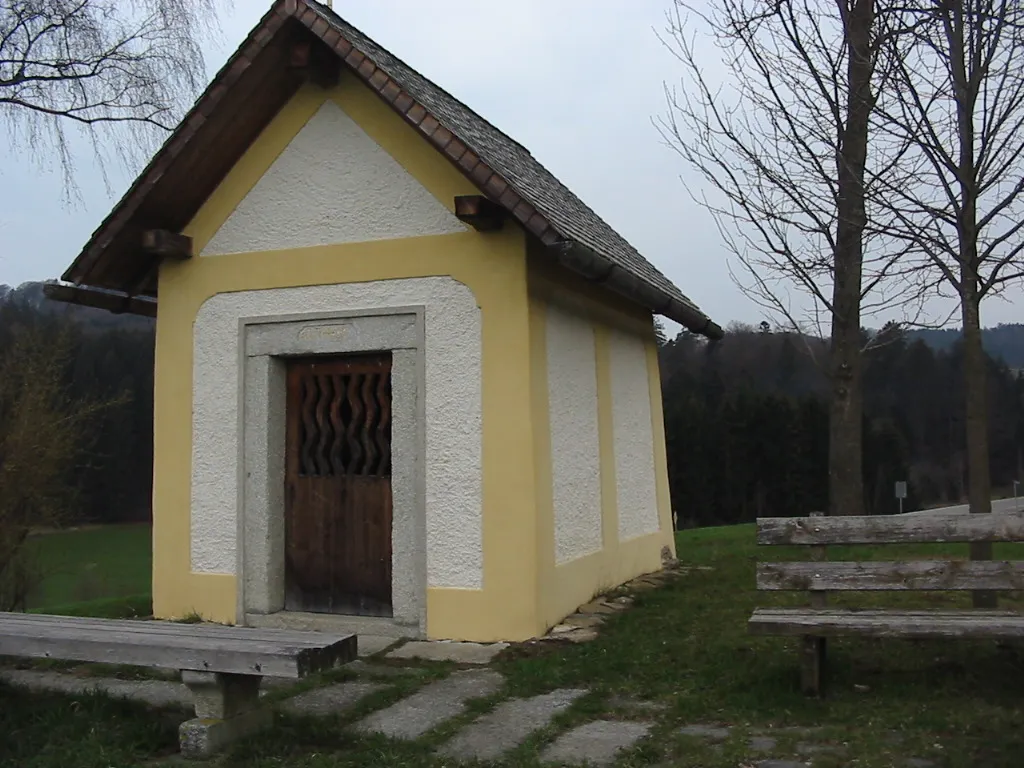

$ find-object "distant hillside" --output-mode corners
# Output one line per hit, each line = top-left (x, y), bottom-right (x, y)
(3, 279), (1020, 366)
(907, 324), (1024, 367)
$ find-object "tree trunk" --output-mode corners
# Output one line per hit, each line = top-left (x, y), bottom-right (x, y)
(962, 277), (996, 608)
(944, 4), (995, 608)
(829, 0), (874, 517)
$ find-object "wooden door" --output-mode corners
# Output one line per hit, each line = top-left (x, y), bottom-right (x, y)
(284, 354), (393, 617)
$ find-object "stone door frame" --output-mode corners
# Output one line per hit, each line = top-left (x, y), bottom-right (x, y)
(236, 306), (427, 636)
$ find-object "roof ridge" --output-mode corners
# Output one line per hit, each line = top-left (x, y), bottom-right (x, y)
(307, 1), (532, 156)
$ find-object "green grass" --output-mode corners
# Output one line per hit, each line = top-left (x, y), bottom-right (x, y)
(31, 594), (153, 619)
(3, 524), (1023, 767)
(25, 524), (151, 611)
(0, 684), (184, 768)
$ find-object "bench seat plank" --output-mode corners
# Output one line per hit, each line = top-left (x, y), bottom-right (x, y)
(749, 608), (1024, 639)
(757, 511), (1024, 546)
(757, 560), (1024, 591)
(0, 613), (356, 677)
(0, 613), (337, 647)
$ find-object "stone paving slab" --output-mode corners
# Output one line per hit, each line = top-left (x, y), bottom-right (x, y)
(749, 735), (778, 752)
(541, 628), (598, 644)
(606, 695), (667, 714)
(279, 681), (384, 716)
(764, 726), (822, 737)
(679, 724), (732, 741)
(541, 720), (652, 766)
(438, 688), (587, 761)
(346, 659), (428, 678)
(0, 669), (192, 709)
(358, 635), (398, 657)
(796, 742), (845, 757)
(353, 669), (503, 740)
(386, 640), (508, 665)
(577, 600), (623, 616)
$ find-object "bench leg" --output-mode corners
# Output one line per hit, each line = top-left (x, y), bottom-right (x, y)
(179, 671), (271, 759)
(800, 636), (826, 697)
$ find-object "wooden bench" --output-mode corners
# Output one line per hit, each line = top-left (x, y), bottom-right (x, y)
(0, 612), (356, 758)
(748, 510), (1024, 696)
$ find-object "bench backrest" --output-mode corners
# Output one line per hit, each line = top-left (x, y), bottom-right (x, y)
(755, 511), (1024, 595)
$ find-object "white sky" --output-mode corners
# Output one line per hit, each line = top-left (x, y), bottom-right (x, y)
(0, 0), (1019, 330)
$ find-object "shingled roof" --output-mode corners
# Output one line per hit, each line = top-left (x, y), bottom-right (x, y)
(55, 0), (721, 338)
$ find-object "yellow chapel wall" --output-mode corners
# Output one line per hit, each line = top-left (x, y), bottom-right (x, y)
(150, 74), (548, 641)
(527, 246), (676, 631)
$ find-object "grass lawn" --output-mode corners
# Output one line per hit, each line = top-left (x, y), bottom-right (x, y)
(25, 523), (151, 614)
(2, 524), (1023, 767)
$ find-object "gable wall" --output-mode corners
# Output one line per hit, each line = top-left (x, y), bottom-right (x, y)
(150, 76), (547, 641)
(201, 99), (467, 255)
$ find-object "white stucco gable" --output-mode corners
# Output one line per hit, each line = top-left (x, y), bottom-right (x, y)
(202, 99), (467, 256)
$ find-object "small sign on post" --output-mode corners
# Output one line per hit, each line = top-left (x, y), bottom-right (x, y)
(895, 481), (908, 514)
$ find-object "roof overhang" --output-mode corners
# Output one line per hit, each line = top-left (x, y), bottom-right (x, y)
(53, 0), (722, 340)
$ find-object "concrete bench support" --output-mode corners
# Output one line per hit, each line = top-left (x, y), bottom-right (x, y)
(179, 671), (272, 758)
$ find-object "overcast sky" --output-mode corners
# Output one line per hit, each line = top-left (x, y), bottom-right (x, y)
(1, 0), (1020, 330)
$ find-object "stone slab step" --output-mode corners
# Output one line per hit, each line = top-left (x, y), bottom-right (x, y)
(438, 688), (587, 761)
(541, 719), (652, 766)
(353, 669), (503, 740)
(279, 681), (384, 716)
(0, 669), (192, 709)
(386, 640), (508, 665)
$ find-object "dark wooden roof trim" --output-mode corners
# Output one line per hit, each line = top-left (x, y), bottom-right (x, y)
(63, 2), (293, 285)
(43, 282), (158, 318)
(454, 195), (505, 231)
(142, 230), (193, 261)
(289, 39), (341, 88)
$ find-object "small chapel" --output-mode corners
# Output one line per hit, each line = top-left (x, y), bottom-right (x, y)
(48, 0), (721, 642)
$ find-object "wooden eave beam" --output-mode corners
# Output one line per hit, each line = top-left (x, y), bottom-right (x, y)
(142, 229), (193, 261)
(289, 39), (341, 89)
(454, 195), (505, 231)
(43, 283), (157, 318)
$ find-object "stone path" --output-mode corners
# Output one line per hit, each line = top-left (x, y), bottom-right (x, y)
(677, 723), (939, 767)
(0, 669), (192, 709)
(386, 640), (508, 665)
(438, 688), (587, 761)
(353, 668), (503, 740)
(280, 681), (384, 716)
(541, 720), (652, 766)
(3, 667), (945, 767)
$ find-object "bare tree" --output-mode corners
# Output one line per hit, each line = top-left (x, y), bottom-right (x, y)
(1, 0), (223, 184)
(0, 1), (223, 608)
(875, 0), (1024, 604)
(658, 0), (919, 516)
